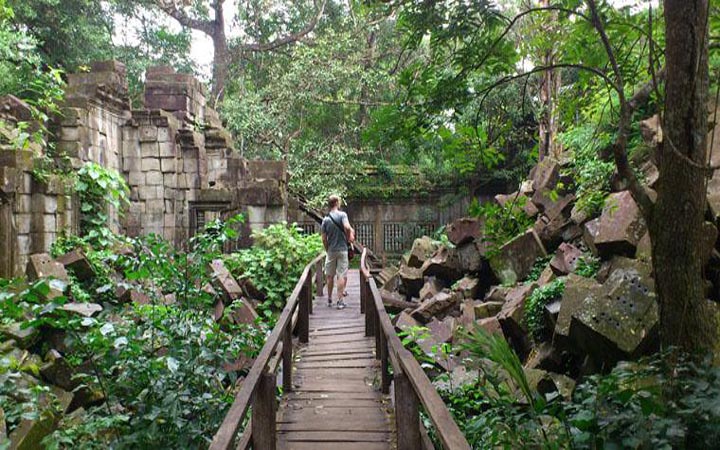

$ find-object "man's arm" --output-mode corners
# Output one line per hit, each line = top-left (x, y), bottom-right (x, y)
(343, 218), (355, 243)
(322, 231), (328, 250)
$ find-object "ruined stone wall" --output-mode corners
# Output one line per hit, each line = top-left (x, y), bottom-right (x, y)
(0, 98), (77, 277)
(0, 61), (289, 277)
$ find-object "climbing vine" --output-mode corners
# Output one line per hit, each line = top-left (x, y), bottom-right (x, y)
(75, 162), (129, 246)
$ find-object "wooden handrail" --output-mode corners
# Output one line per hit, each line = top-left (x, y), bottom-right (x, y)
(360, 249), (471, 450)
(210, 252), (325, 450)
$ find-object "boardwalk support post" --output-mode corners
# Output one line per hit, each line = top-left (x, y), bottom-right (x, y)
(395, 373), (421, 450)
(315, 260), (324, 298)
(252, 371), (277, 450)
(298, 283), (309, 344)
(282, 320), (293, 393)
(305, 275), (313, 315)
(380, 331), (390, 394)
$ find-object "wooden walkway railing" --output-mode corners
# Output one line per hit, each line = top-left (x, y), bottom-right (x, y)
(359, 249), (471, 450)
(210, 253), (325, 450)
(210, 248), (470, 450)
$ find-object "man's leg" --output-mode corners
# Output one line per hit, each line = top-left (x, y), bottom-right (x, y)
(324, 252), (337, 307)
(326, 275), (335, 304)
(337, 276), (347, 301)
(335, 253), (349, 309)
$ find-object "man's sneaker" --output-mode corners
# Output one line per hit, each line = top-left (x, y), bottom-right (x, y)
(336, 299), (346, 310)
(327, 297), (333, 307)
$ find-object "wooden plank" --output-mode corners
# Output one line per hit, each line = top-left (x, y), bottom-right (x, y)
(301, 348), (374, 357)
(278, 419), (389, 431)
(285, 391), (380, 401)
(278, 431), (390, 442)
(278, 441), (390, 450)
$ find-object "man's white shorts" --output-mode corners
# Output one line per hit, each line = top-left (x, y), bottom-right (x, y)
(324, 251), (349, 278)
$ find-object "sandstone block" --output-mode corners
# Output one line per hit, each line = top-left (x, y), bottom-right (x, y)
(453, 276), (480, 299)
(26, 254), (68, 281)
(141, 158), (160, 172)
(411, 290), (461, 322)
(592, 191), (647, 257)
(407, 236), (439, 268)
(160, 158), (176, 173)
(56, 250), (95, 281)
(398, 264), (424, 298)
(446, 217), (483, 246)
(145, 171), (163, 186)
(419, 278), (444, 301)
(489, 229), (546, 285)
(209, 259), (243, 302)
(550, 243), (583, 275)
(420, 246), (464, 284)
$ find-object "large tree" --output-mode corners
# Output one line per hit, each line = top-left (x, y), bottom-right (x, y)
(651, 0), (718, 351)
(152, 0), (326, 101)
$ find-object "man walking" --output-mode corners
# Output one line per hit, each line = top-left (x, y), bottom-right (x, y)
(321, 194), (355, 309)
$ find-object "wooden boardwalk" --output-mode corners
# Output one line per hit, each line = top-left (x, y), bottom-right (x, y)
(277, 269), (394, 450)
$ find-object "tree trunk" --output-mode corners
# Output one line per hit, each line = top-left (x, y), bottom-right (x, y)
(652, 0), (717, 352)
(211, 1), (228, 103)
(537, 0), (560, 161)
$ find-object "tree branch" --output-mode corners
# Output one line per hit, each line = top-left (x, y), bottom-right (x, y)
(154, 0), (216, 36)
(587, 0), (654, 218)
(239, 0), (327, 52)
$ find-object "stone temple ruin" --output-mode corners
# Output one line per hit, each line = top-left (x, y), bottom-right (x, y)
(0, 61), (287, 278)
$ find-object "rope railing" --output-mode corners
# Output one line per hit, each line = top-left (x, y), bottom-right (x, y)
(360, 249), (471, 450)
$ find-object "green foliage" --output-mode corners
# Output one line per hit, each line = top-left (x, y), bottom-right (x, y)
(525, 279), (566, 342)
(224, 223), (323, 321)
(567, 351), (720, 449)
(574, 254), (601, 278)
(559, 124), (614, 217)
(0, 215), (270, 448)
(468, 197), (534, 256)
(525, 255), (553, 283)
(75, 163), (130, 244)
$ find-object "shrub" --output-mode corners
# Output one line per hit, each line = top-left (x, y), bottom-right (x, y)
(525, 278), (566, 341)
(224, 223), (323, 321)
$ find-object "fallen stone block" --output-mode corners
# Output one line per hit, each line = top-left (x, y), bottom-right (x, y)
(592, 191), (647, 258)
(453, 276), (480, 299)
(417, 317), (456, 371)
(407, 236), (439, 268)
(118, 288), (151, 306)
(457, 241), (484, 273)
(399, 264), (424, 298)
(56, 250), (95, 281)
(376, 266), (399, 289)
(568, 258), (658, 366)
(476, 316), (503, 335)
(550, 243), (583, 275)
(380, 289), (417, 313)
(419, 278), (444, 301)
(555, 274), (603, 338)
(495, 192), (538, 218)
(489, 229), (547, 285)
(421, 246), (464, 284)
(446, 217), (483, 246)
(59, 303), (102, 318)
(209, 259), (243, 302)
(474, 301), (504, 319)
(26, 253), (68, 282)
(411, 290), (461, 322)
(394, 310), (422, 333)
(226, 299), (259, 326)
(0, 323), (38, 350)
(497, 283), (537, 361)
